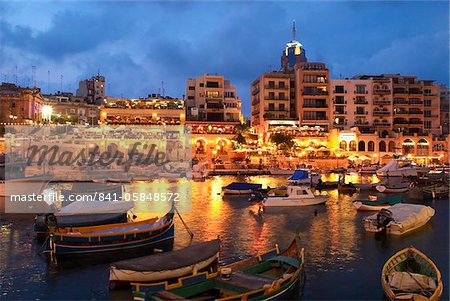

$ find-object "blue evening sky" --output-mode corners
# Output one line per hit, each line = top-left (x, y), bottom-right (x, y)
(0, 1), (448, 117)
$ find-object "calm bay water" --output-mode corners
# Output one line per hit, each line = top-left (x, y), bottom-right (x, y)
(1, 174), (448, 300)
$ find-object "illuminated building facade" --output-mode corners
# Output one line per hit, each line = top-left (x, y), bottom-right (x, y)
(100, 94), (185, 125)
(0, 83), (43, 125)
(185, 74), (242, 123)
(440, 84), (449, 135)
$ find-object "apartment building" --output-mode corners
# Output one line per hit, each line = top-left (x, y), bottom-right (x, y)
(440, 84), (450, 135)
(251, 72), (297, 132)
(185, 74), (241, 123)
(42, 93), (99, 125)
(295, 62), (331, 130)
(331, 76), (393, 133)
(76, 74), (106, 104)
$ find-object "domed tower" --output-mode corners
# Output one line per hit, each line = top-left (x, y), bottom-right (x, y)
(281, 20), (307, 71)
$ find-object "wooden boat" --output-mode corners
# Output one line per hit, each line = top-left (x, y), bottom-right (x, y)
(376, 183), (410, 193)
(109, 239), (220, 289)
(363, 204), (435, 235)
(382, 246), (443, 301)
(263, 186), (328, 207)
(222, 182), (262, 195)
(423, 185), (449, 200)
(47, 210), (174, 256)
(269, 167), (295, 175)
(133, 233), (305, 301)
(353, 196), (402, 211)
(359, 165), (379, 174)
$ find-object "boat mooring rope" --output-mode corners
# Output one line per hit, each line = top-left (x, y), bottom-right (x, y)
(175, 206), (194, 239)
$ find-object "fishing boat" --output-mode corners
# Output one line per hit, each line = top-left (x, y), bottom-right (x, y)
(109, 239), (221, 289)
(376, 183), (410, 193)
(353, 196), (402, 211)
(288, 169), (321, 185)
(363, 204), (435, 235)
(382, 246), (443, 301)
(423, 185), (449, 200)
(47, 209), (174, 256)
(133, 233), (305, 301)
(263, 186), (329, 207)
(222, 182), (262, 195)
(376, 160), (425, 178)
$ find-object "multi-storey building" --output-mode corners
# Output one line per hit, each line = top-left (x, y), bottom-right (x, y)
(42, 92), (99, 125)
(100, 94), (184, 125)
(295, 62), (331, 130)
(185, 74), (241, 123)
(76, 74), (106, 104)
(331, 77), (392, 133)
(0, 83), (43, 124)
(440, 84), (449, 135)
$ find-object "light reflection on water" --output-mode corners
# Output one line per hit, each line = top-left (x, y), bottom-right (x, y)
(0, 174), (448, 300)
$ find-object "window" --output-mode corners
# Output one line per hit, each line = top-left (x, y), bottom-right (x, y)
(355, 85), (366, 94)
(349, 140), (356, 151)
(358, 141), (366, 151)
(424, 110), (431, 117)
(268, 92), (275, 99)
(340, 141), (347, 150)
(334, 85), (344, 93)
(424, 99), (431, 107)
(187, 96), (194, 100)
(206, 91), (219, 98)
(199, 83), (204, 87)
(379, 141), (386, 152)
(224, 91), (234, 98)
(279, 92), (285, 100)
(268, 81), (275, 88)
(424, 121), (431, 129)
(268, 103), (275, 111)
(368, 141), (375, 152)
(279, 104), (285, 111)
(279, 81), (285, 88)
(206, 81), (219, 88)
(11, 103), (15, 108)
(188, 86), (195, 90)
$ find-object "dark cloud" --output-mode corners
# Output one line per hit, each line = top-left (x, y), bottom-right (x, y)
(0, 1), (448, 116)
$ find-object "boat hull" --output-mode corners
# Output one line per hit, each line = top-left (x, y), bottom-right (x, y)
(264, 196), (328, 207)
(353, 202), (391, 211)
(110, 250), (219, 284)
(376, 185), (409, 193)
(222, 189), (255, 195)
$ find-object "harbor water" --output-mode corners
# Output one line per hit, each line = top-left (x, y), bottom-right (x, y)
(1, 174), (448, 300)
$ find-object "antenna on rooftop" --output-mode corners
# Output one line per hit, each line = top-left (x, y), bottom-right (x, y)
(47, 70), (50, 93)
(292, 20), (296, 41)
(161, 81), (165, 97)
(60, 74), (63, 92)
(32, 65), (36, 87)
(14, 66), (18, 85)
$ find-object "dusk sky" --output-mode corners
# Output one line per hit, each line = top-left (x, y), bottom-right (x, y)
(1, 1), (448, 117)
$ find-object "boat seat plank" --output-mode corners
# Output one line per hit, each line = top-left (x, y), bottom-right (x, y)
(269, 256), (300, 268)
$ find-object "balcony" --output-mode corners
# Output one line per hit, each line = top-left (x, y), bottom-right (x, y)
(251, 87), (260, 95)
(334, 111), (347, 115)
(251, 99), (259, 105)
(354, 100), (369, 104)
(265, 108), (289, 112)
(394, 111), (409, 115)
(354, 111), (368, 115)
(354, 90), (368, 95)
(333, 90), (346, 94)
(265, 85), (289, 90)
(373, 99), (391, 105)
(373, 122), (391, 127)
(393, 100), (409, 105)
(408, 110), (423, 115)
(409, 120), (423, 125)
(354, 121), (369, 125)
(373, 89), (391, 94)
(393, 119), (408, 125)
(303, 104), (328, 108)
(409, 100), (423, 105)
(393, 89), (408, 95)
(265, 96), (288, 101)
(333, 99), (346, 104)
(302, 90), (329, 96)
(303, 116), (328, 121)
(424, 92), (437, 97)
(373, 111), (390, 116)
(425, 114), (439, 118)
(409, 90), (423, 95)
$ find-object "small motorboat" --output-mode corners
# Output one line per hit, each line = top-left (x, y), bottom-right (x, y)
(222, 182), (262, 195)
(109, 239), (220, 289)
(263, 186), (329, 207)
(376, 159), (427, 178)
(288, 169), (321, 185)
(376, 183), (410, 193)
(363, 204), (435, 235)
(423, 185), (449, 200)
(382, 246), (443, 301)
(134, 233), (305, 301)
(353, 196), (402, 211)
